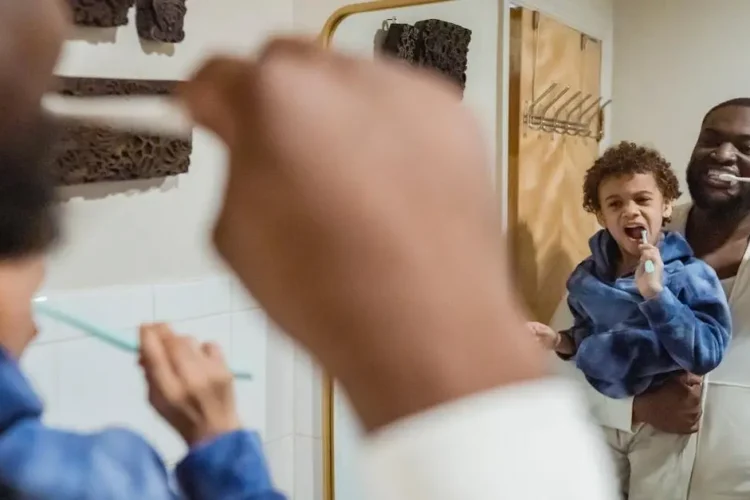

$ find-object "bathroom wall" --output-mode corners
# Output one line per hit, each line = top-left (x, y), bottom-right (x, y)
(27, 272), (322, 499)
(48, 0), (293, 290)
(27, 275), (266, 464)
(327, 0), (501, 169)
(35, 2), (323, 499)
(611, 0), (750, 200)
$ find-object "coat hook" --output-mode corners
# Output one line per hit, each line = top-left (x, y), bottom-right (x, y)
(566, 94), (591, 136)
(553, 91), (581, 134)
(529, 83), (558, 111)
(583, 98), (610, 126)
(382, 17), (398, 31)
(592, 99), (612, 140)
(539, 86), (569, 132)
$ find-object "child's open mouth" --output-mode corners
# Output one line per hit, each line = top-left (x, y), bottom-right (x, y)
(624, 225), (646, 241)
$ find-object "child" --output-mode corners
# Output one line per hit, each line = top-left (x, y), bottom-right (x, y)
(527, 141), (731, 500)
(0, 129), (284, 498)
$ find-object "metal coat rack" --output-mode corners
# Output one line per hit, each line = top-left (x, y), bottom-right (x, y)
(523, 82), (611, 140)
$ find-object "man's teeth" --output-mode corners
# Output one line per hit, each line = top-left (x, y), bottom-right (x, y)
(708, 171), (737, 181)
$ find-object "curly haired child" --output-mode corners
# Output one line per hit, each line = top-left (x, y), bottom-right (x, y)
(527, 141), (731, 500)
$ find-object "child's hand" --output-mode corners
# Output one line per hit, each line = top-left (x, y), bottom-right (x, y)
(636, 242), (664, 299)
(139, 324), (241, 446)
(526, 321), (560, 350)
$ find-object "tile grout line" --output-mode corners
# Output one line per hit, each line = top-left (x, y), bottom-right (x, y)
(34, 307), (265, 347)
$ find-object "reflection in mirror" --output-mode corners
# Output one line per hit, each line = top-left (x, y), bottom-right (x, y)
(326, 1), (750, 500)
(325, 1), (502, 499)
(598, 3), (750, 499)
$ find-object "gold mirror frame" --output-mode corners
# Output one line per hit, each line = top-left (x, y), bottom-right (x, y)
(317, 3), (459, 499)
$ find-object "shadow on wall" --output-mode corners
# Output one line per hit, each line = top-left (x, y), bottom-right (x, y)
(57, 176), (180, 202)
(69, 26), (119, 45)
(512, 222), (575, 323)
(373, 28), (387, 53)
(68, 23), (177, 56)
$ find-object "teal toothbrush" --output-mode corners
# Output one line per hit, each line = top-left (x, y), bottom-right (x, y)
(640, 229), (655, 274)
(33, 297), (253, 380)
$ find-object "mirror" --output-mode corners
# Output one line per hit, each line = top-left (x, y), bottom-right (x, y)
(320, 1), (503, 499)
(322, 1), (750, 499)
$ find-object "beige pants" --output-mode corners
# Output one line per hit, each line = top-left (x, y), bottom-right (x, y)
(604, 423), (697, 500)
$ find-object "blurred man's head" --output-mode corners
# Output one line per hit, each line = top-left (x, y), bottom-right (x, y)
(0, 116), (60, 358)
(687, 99), (750, 216)
(0, 0), (67, 358)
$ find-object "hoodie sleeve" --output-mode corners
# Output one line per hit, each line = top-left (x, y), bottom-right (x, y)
(176, 431), (286, 500)
(557, 292), (600, 363)
(0, 348), (177, 500)
(638, 258), (732, 375)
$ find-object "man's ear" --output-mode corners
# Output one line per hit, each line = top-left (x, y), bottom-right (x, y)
(663, 201), (674, 221)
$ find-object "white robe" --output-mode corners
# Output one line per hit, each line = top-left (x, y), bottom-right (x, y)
(550, 203), (750, 499)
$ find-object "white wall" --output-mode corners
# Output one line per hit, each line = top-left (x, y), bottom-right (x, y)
(611, 0), (750, 199)
(330, 0), (501, 167)
(48, 0), (293, 290)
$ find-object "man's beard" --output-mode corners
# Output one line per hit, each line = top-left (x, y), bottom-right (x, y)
(686, 158), (750, 218)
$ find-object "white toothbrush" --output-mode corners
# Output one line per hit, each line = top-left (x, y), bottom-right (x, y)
(717, 173), (750, 183)
(640, 229), (655, 274)
(41, 94), (194, 139)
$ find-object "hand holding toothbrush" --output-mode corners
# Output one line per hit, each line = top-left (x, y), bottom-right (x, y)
(636, 230), (664, 299)
(139, 324), (242, 446)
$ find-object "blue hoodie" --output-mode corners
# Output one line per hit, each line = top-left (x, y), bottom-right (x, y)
(565, 229), (731, 399)
(0, 347), (286, 500)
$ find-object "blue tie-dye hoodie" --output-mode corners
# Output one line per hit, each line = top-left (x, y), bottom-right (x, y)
(0, 347), (286, 499)
(565, 229), (731, 399)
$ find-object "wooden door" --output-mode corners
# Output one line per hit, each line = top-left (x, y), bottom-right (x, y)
(508, 8), (603, 323)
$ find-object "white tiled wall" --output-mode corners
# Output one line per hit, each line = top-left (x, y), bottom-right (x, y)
(265, 325), (324, 500)
(20, 274), (323, 499)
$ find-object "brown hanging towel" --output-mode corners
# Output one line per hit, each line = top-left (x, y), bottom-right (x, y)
(380, 23), (422, 64)
(413, 19), (472, 94)
(380, 19), (472, 96)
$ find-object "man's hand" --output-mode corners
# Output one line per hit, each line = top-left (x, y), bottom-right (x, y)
(139, 324), (241, 446)
(633, 372), (703, 434)
(179, 39), (547, 431)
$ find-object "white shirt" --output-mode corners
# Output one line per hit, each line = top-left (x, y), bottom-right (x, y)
(361, 378), (619, 500)
(721, 276), (736, 298)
